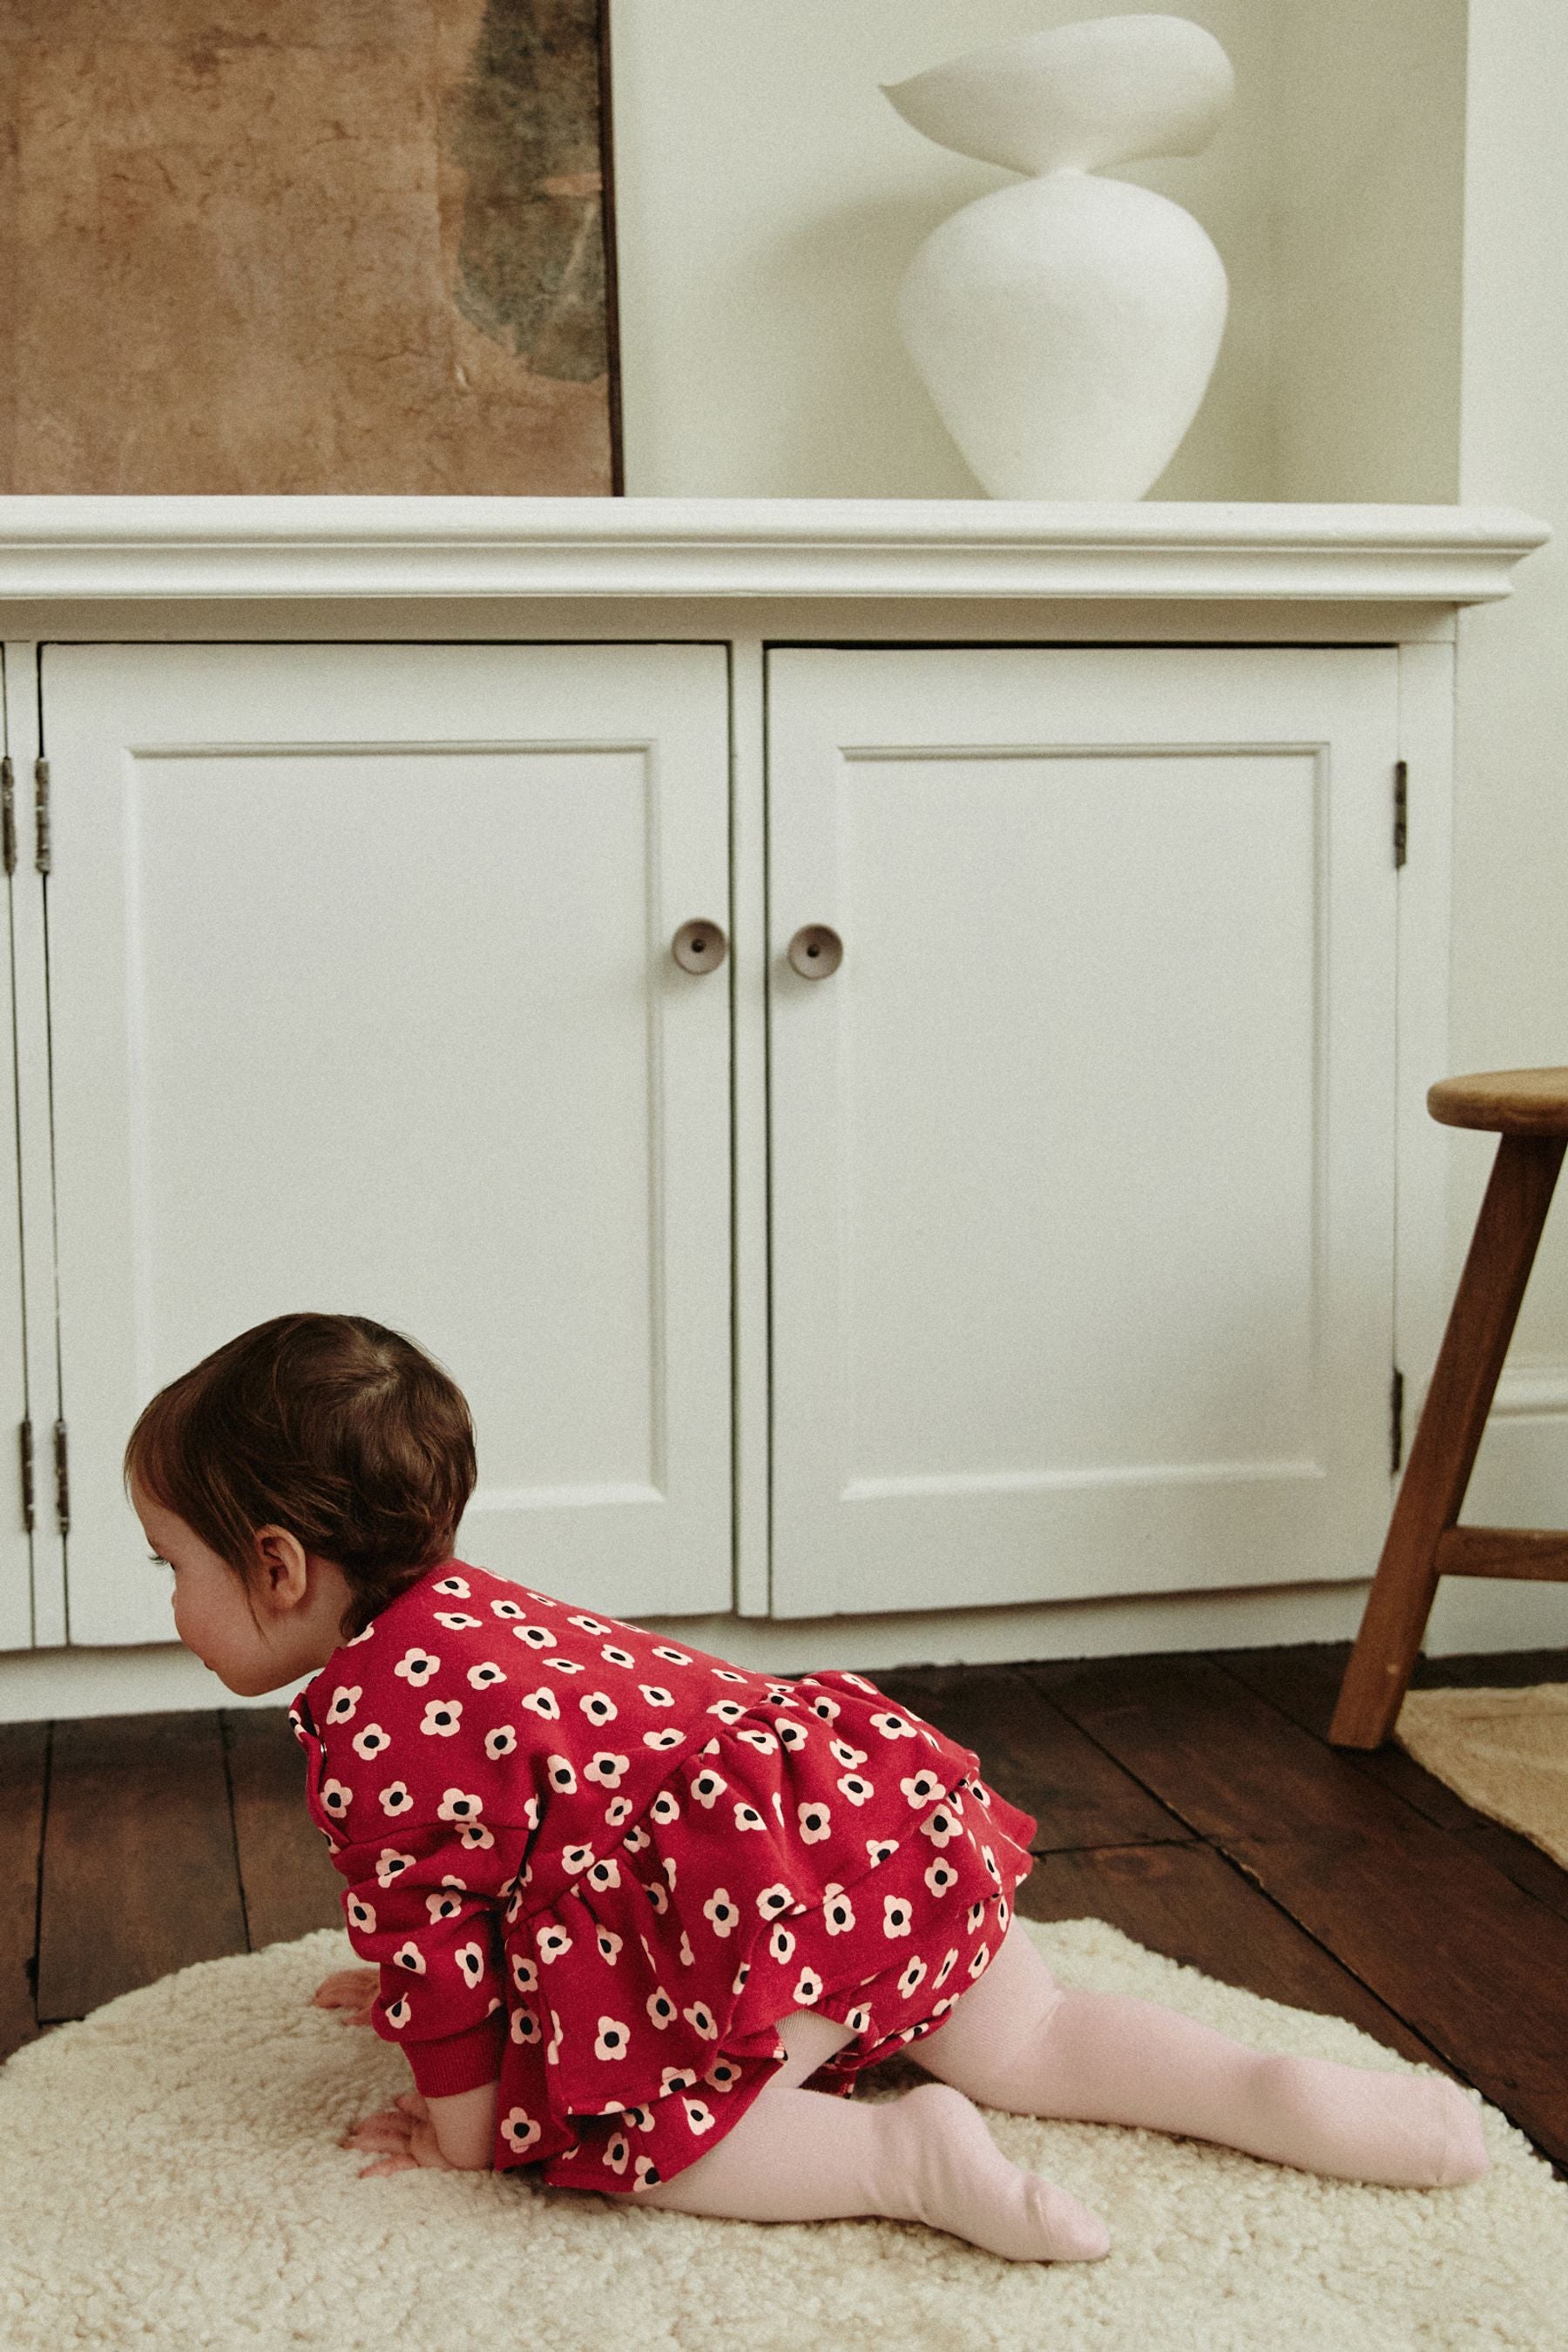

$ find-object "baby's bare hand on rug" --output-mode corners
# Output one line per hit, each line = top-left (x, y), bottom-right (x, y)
(310, 1967), (380, 2026)
(341, 2091), (455, 2179)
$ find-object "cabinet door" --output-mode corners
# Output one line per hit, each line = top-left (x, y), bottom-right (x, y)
(42, 643), (732, 1645)
(0, 653), (34, 1650)
(767, 646), (1399, 1618)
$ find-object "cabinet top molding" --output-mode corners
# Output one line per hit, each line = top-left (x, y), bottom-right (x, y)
(0, 497), (1547, 605)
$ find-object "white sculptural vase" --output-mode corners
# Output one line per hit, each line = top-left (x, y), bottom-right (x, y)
(883, 14), (1234, 500)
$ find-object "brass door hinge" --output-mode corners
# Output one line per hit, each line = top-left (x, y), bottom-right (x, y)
(34, 757), (51, 875)
(53, 1418), (69, 1535)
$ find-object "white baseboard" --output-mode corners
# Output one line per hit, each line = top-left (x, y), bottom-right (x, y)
(4, 1370), (1564, 1723)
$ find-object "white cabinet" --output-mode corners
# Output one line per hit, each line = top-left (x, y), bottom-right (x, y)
(40, 642), (733, 1644)
(0, 498), (1546, 1671)
(766, 646), (1398, 1617)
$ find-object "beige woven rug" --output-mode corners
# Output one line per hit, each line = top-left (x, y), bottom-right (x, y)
(1, 1917), (1564, 2351)
(1398, 1683), (1568, 1870)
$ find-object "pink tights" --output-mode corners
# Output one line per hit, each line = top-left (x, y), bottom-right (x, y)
(635, 1917), (1489, 2262)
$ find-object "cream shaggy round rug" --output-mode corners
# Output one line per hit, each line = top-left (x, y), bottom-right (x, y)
(1, 1918), (1562, 2352)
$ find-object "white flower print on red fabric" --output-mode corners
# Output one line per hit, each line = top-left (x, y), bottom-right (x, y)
(536, 1923), (572, 1963)
(791, 1967), (824, 2004)
(585, 1752), (631, 1788)
(822, 1886), (856, 1936)
(639, 1685), (674, 1709)
(378, 1780), (414, 1817)
(521, 1687), (561, 1720)
(798, 1801), (830, 1842)
(836, 1774), (875, 1807)
(580, 1692), (618, 1725)
(768, 1925), (795, 1965)
(375, 1847), (416, 1889)
(652, 1646), (692, 1666)
(644, 1728), (685, 1753)
(485, 1725), (518, 1760)
(601, 1645), (637, 1669)
(490, 1597), (526, 1620)
(395, 1649), (440, 1689)
(681, 2002), (718, 2040)
(594, 2017), (632, 2060)
(421, 1699), (463, 1737)
(883, 1896), (914, 1938)
(346, 1895), (375, 1933)
(502, 2108), (542, 2155)
(321, 1777), (353, 1819)
(437, 1787), (483, 1825)
(921, 1805), (963, 1848)
(900, 1769), (944, 1808)
(924, 1857), (960, 1896)
(325, 1686), (362, 1725)
(467, 1662), (506, 1692)
(352, 1723), (391, 1761)
(425, 1889), (464, 1924)
(456, 1942), (487, 1988)
(703, 1889), (740, 1937)
(432, 1576), (471, 1598)
(433, 1612), (483, 1631)
(393, 1941), (426, 1974)
(544, 1659), (585, 1676)
(870, 1711), (918, 1740)
(513, 1625), (557, 1651)
(690, 1769), (727, 1808)
(733, 1801), (767, 1832)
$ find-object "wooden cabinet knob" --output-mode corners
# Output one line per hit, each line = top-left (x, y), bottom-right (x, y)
(671, 920), (728, 973)
(787, 924), (843, 979)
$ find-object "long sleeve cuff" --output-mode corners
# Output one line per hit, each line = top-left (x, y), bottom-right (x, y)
(398, 2011), (508, 2099)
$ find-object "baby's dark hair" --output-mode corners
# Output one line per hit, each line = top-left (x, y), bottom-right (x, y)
(122, 1312), (477, 1641)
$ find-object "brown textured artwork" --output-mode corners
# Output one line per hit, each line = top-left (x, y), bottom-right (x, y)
(0, 0), (620, 493)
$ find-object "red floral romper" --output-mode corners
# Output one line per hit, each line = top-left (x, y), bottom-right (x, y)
(289, 1558), (1037, 2196)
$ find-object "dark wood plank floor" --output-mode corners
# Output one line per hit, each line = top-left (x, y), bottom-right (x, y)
(3, 1639), (1566, 2171)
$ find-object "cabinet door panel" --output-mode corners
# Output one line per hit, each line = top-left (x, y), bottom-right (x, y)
(0, 650), (33, 1649)
(767, 646), (1398, 1618)
(43, 643), (731, 1645)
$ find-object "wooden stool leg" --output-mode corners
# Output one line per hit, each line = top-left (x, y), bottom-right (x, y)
(1330, 1132), (1568, 1748)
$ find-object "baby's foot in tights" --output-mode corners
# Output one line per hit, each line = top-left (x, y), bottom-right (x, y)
(311, 1967), (380, 2026)
(885, 2082), (1111, 2263)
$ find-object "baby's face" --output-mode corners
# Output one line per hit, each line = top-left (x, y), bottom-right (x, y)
(131, 1484), (280, 1695)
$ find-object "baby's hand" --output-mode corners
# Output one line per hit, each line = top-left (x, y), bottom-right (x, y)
(311, 1967), (380, 2027)
(341, 2090), (456, 2179)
